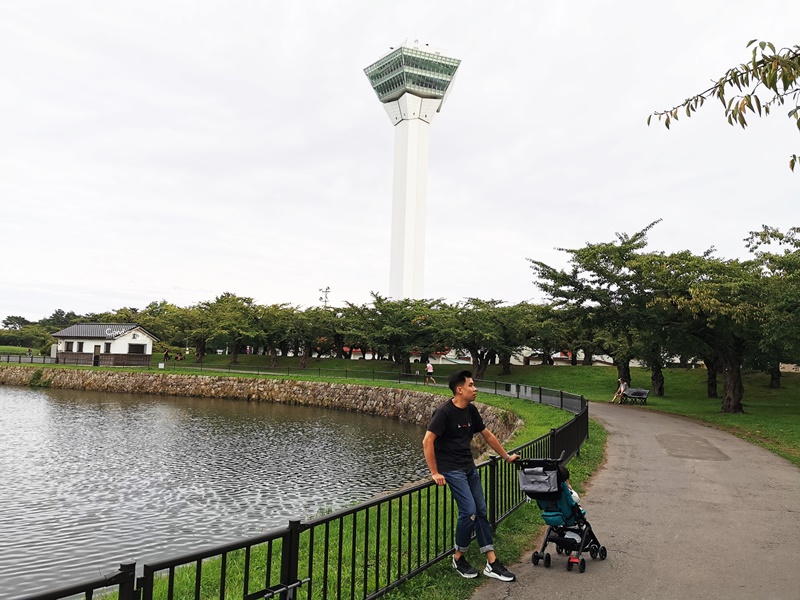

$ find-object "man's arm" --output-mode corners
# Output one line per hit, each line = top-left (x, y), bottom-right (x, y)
(480, 429), (520, 463)
(422, 431), (446, 486)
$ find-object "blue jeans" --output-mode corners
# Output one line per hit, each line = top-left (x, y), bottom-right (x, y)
(443, 468), (494, 554)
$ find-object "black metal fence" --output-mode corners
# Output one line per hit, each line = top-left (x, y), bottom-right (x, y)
(20, 388), (588, 600)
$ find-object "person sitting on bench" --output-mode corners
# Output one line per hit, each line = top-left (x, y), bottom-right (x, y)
(611, 378), (628, 404)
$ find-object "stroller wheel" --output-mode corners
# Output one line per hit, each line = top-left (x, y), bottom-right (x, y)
(579, 558), (586, 573)
(566, 560), (573, 572)
(589, 545), (598, 559)
(556, 546), (563, 554)
(544, 553), (552, 568)
(532, 552), (540, 565)
(599, 546), (608, 560)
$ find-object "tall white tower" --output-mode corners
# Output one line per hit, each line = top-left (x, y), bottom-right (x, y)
(364, 42), (460, 299)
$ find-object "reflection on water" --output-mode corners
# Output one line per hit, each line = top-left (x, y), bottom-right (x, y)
(0, 385), (428, 597)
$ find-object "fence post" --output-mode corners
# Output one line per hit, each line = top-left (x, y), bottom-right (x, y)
(549, 428), (557, 460)
(538, 386), (542, 404)
(560, 390), (564, 409)
(118, 562), (136, 600)
(280, 520), (302, 600)
(516, 383), (520, 398)
(487, 456), (498, 530)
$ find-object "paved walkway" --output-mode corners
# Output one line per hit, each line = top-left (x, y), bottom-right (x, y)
(470, 402), (800, 600)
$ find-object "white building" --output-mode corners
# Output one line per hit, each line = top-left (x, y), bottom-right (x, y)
(53, 323), (159, 367)
(364, 42), (460, 299)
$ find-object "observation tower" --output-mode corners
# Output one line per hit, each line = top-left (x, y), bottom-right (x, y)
(364, 42), (460, 299)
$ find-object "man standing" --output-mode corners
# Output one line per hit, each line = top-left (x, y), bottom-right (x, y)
(422, 370), (519, 581)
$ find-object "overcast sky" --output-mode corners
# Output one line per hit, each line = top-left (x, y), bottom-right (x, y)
(1, 0), (798, 323)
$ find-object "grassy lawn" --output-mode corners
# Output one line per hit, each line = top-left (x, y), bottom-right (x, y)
(483, 362), (800, 468)
(0, 345), (39, 354)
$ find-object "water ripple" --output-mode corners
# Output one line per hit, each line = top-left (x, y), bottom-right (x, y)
(0, 386), (428, 598)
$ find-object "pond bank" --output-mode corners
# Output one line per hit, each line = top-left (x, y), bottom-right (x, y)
(0, 365), (520, 450)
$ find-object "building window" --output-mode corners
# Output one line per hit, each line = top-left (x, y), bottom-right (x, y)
(77, 342), (84, 352)
(128, 344), (145, 354)
(65, 342), (74, 352)
(104, 343), (111, 353)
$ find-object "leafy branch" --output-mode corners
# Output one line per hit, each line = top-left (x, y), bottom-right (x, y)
(649, 40), (800, 171)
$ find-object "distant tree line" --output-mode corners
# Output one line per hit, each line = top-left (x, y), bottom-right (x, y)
(3, 224), (799, 414)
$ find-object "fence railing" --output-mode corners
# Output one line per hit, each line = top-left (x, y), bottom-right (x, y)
(20, 386), (588, 600)
(0, 354), (56, 364)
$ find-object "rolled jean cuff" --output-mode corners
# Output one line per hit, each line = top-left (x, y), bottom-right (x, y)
(455, 543), (470, 553)
(479, 543), (494, 554)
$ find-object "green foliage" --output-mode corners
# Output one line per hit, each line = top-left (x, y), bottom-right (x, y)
(28, 369), (51, 388)
(649, 39), (799, 170)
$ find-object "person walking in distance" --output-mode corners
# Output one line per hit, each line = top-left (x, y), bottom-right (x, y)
(425, 359), (436, 385)
(422, 370), (519, 581)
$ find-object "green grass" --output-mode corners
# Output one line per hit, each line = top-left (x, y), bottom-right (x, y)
(482, 363), (800, 468)
(0, 345), (38, 355)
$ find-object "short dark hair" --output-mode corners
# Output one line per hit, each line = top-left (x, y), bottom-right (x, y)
(448, 370), (473, 394)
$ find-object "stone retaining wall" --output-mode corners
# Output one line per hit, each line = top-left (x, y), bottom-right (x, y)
(0, 366), (521, 453)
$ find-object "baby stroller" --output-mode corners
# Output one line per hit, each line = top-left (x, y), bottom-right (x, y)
(516, 453), (607, 573)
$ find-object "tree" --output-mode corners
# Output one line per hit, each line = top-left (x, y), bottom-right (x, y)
(39, 309), (81, 330)
(368, 294), (447, 373)
(255, 303), (292, 367)
(202, 293), (261, 364)
(649, 40), (800, 170)
(744, 226), (800, 387)
(445, 299), (508, 381)
(2, 316), (32, 330)
(529, 222), (662, 386)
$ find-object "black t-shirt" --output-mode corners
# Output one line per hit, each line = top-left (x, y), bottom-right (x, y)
(427, 399), (486, 472)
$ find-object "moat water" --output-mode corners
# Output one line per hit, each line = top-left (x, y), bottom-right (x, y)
(0, 386), (428, 597)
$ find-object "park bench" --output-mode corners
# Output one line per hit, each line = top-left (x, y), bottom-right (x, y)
(621, 388), (650, 405)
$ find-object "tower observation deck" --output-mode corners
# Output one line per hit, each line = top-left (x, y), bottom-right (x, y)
(364, 42), (460, 299)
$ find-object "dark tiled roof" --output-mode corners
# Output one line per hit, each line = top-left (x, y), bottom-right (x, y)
(52, 323), (159, 341)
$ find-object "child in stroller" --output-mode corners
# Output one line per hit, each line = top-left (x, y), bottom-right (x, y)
(516, 452), (607, 573)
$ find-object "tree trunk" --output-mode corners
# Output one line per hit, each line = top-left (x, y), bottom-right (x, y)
(193, 339), (206, 363)
(570, 350), (578, 366)
(299, 343), (311, 369)
(470, 348), (490, 380)
(230, 342), (240, 365)
(703, 354), (720, 398)
(268, 346), (278, 368)
(581, 349), (593, 366)
(499, 352), (512, 376)
(768, 363), (781, 389)
(720, 358), (745, 413)
(615, 359), (631, 385)
(650, 362), (665, 397)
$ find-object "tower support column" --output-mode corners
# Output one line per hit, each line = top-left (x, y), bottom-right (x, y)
(390, 116), (430, 299)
